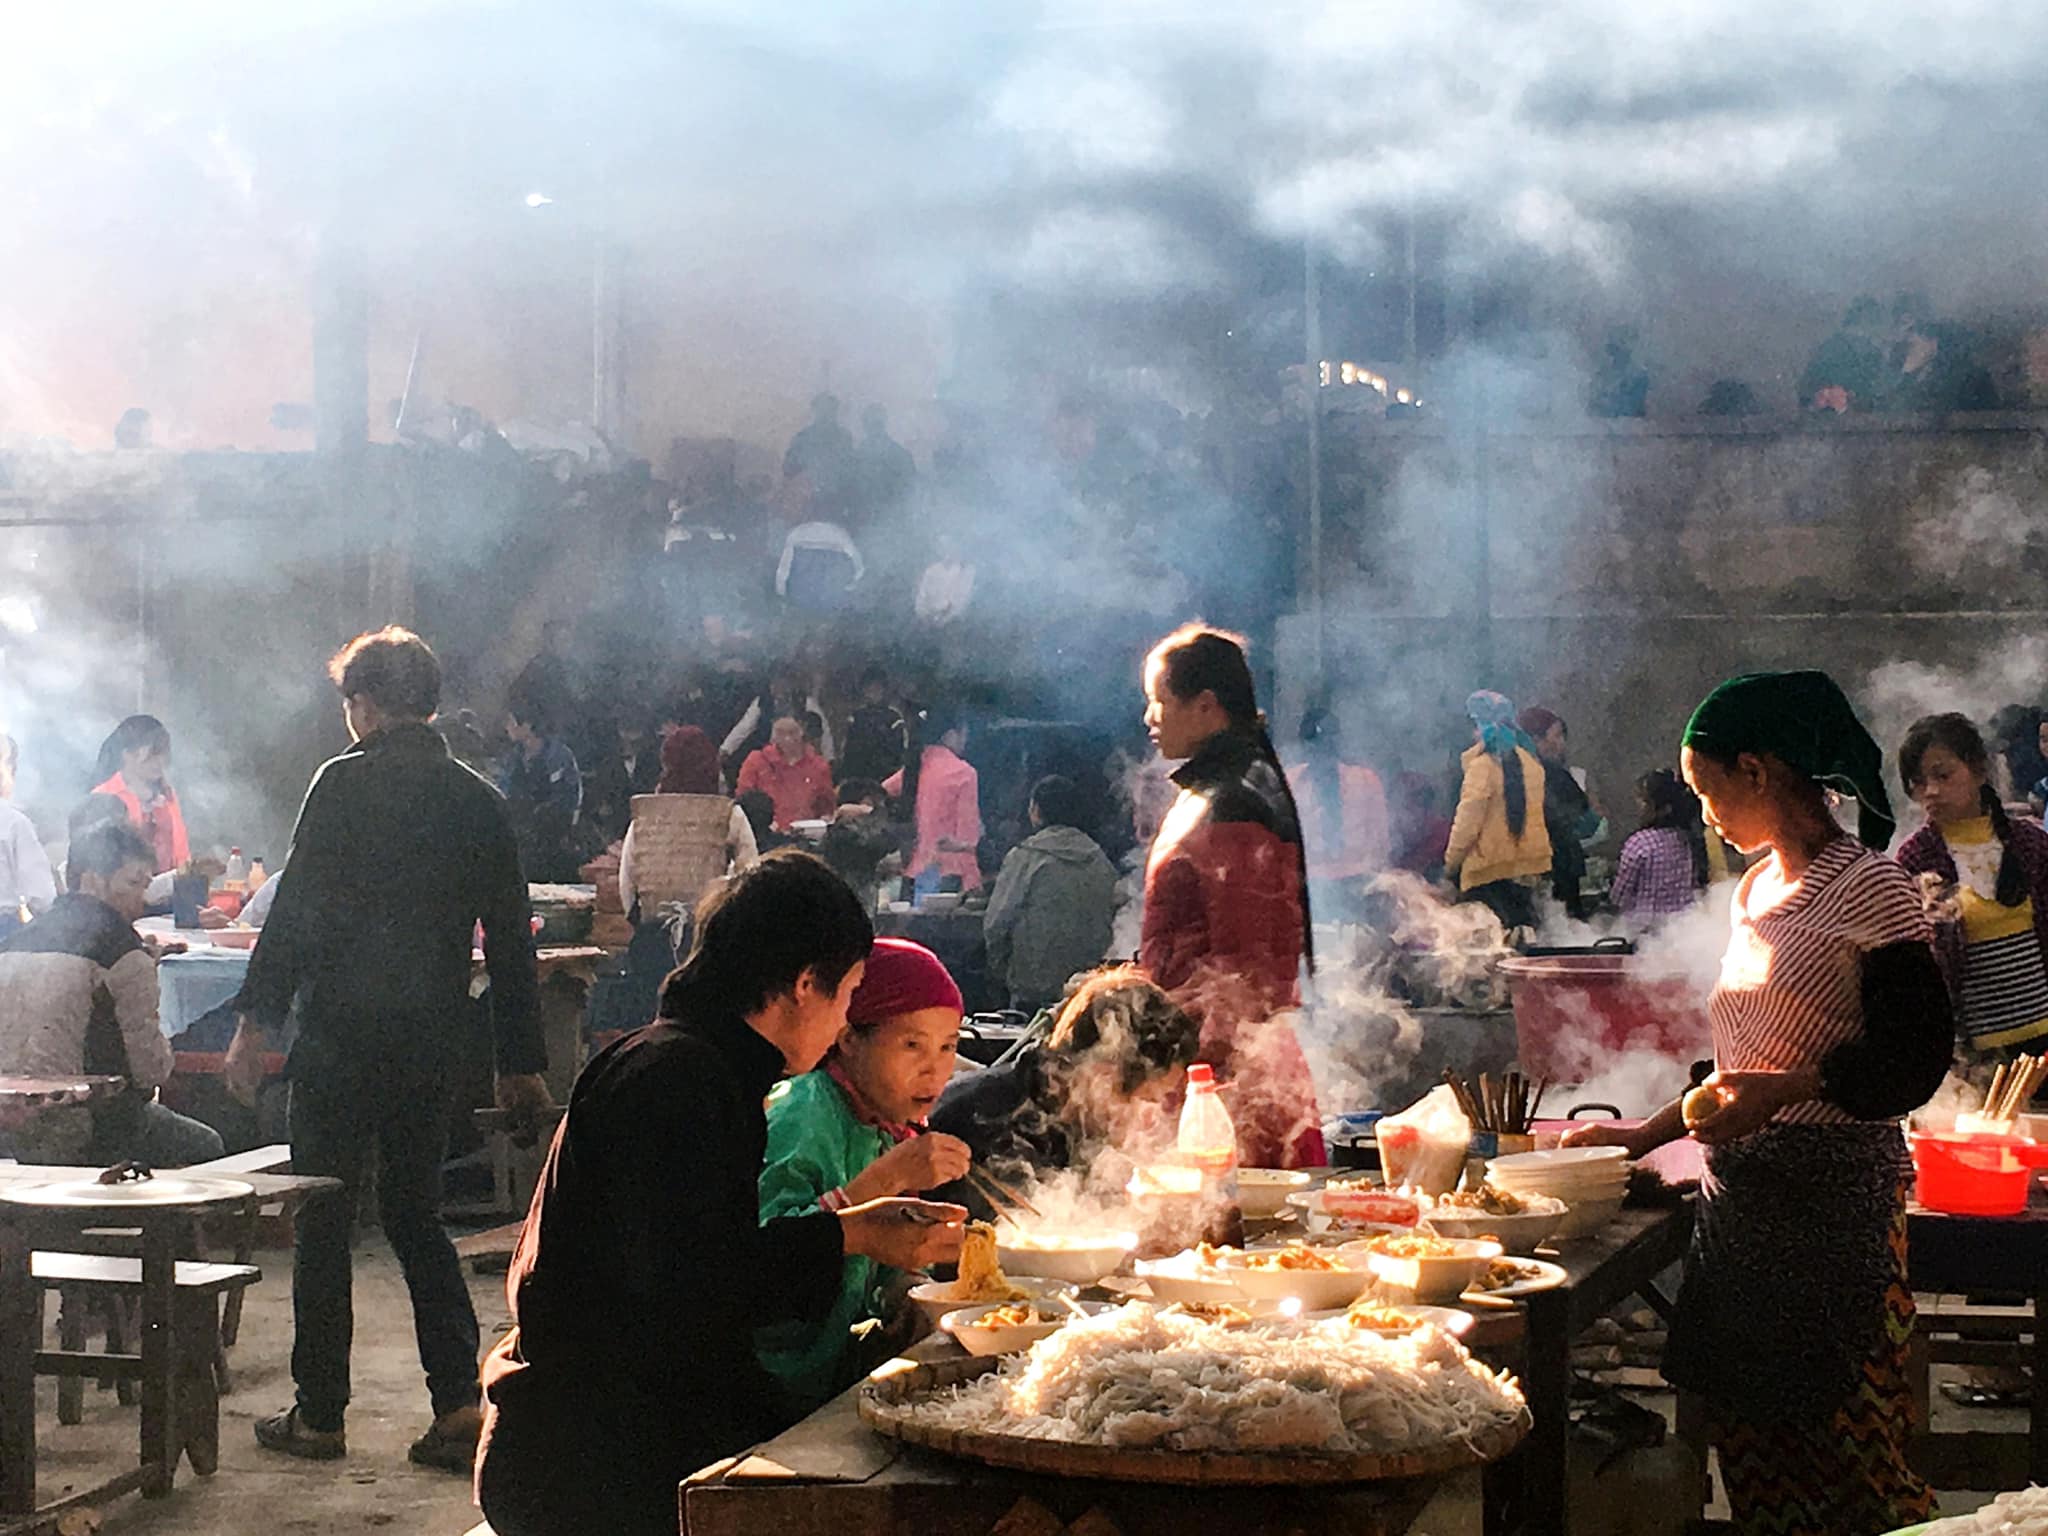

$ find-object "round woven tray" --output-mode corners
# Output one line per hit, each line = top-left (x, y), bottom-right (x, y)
(859, 1355), (1532, 1486)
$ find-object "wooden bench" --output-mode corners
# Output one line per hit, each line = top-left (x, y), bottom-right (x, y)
(31, 1250), (261, 1474)
(452, 1109), (567, 1219)
(186, 1144), (291, 1346)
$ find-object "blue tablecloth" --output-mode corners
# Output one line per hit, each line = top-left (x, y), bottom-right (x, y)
(154, 948), (251, 1040)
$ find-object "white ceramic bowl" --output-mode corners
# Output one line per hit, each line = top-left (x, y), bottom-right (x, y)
(1547, 1195), (1626, 1241)
(1132, 1251), (1244, 1305)
(1235, 1168), (1315, 1220)
(1422, 1197), (1566, 1254)
(1490, 1146), (1627, 1178)
(907, 1275), (1070, 1327)
(1316, 1303), (1476, 1339)
(942, 1300), (1102, 1357)
(789, 819), (830, 843)
(1216, 1251), (1372, 1310)
(921, 892), (964, 914)
(1352, 1237), (1504, 1301)
(997, 1232), (1138, 1284)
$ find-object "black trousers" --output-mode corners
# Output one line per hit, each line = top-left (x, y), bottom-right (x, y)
(288, 1058), (479, 1431)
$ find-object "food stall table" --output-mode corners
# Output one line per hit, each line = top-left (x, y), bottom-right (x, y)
(0, 1166), (341, 1528)
(1477, 1202), (1697, 1536)
(685, 1336), (1449, 1536)
(1905, 1188), (2048, 1488)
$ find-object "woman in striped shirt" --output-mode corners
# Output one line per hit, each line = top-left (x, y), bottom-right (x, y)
(1567, 671), (1951, 1536)
(1896, 713), (2048, 1081)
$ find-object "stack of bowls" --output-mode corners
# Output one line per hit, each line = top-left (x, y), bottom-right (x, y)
(1488, 1147), (1629, 1240)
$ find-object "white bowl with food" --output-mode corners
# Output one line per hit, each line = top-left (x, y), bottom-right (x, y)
(1215, 1244), (1372, 1310)
(942, 1299), (1099, 1357)
(1329, 1300), (1476, 1339)
(1350, 1234), (1504, 1301)
(1132, 1248), (1244, 1305)
(1236, 1168), (1315, 1220)
(997, 1231), (1138, 1284)
(1421, 1188), (1567, 1254)
(907, 1274), (1070, 1327)
(788, 818), (830, 843)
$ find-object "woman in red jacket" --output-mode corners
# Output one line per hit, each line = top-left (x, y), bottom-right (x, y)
(1139, 624), (1325, 1169)
(91, 715), (189, 874)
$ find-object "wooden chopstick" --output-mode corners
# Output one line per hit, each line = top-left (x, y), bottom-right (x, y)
(967, 1165), (1044, 1221)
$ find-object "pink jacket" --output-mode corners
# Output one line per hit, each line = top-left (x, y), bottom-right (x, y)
(884, 747), (982, 890)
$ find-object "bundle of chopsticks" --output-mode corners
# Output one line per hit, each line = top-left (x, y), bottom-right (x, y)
(1443, 1068), (1546, 1137)
(1982, 1053), (2047, 1128)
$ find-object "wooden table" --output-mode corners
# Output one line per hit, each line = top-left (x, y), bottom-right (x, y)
(1477, 1202), (1697, 1536)
(1906, 1188), (2048, 1489)
(683, 1337), (1447, 1536)
(0, 1166), (343, 1531)
(0, 1077), (123, 1136)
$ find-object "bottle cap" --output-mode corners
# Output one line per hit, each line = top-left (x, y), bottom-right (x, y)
(1186, 1063), (1215, 1087)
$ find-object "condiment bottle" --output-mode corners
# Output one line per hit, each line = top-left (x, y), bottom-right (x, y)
(1176, 1063), (1245, 1248)
(247, 857), (268, 894)
(222, 847), (248, 891)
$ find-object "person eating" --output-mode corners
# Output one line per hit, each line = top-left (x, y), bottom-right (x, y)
(1138, 623), (1324, 1168)
(755, 938), (972, 1415)
(735, 714), (836, 832)
(928, 965), (1201, 1202)
(1564, 670), (1950, 1536)
(476, 850), (965, 1536)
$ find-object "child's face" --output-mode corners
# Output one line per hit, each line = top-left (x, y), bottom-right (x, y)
(1910, 743), (1985, 826)
(838, 1006), (961, 1123)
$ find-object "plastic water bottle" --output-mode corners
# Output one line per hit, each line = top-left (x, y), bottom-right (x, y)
(1176, 1064), (1245, 1247)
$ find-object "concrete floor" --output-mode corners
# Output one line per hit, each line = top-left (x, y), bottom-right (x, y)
(35, 1235), (496, 1536)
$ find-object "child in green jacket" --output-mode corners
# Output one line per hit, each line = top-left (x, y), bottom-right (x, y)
(756, 938), (971, 1412)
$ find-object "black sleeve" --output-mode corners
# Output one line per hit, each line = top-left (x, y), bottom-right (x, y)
(1821, 941), (1955, 1121)
(606, 1068), (843, 1361)
(474, 790), (547, 1077)
(235, 764), (342, 1028)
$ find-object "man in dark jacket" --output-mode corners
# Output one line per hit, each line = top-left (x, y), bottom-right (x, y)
(476, 850), (964, 1536)
(227, 625), (552, 1471)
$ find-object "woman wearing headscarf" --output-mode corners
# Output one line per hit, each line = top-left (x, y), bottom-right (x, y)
(1444, 691), (1551, 931)
(1566, 671), (1950, 1536)
(1139, 624), (1324, 1169)
(616, 727), (757, 918)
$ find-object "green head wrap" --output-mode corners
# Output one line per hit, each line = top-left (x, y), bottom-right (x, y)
(1681, 670), (1895, 850)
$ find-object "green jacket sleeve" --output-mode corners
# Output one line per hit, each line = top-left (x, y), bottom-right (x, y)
(760, 1075), (857, 1221)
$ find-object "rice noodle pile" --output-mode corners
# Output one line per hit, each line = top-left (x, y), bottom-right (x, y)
(905, 1302), (1524, 1456)
(1919, 1486), (2048, 1535)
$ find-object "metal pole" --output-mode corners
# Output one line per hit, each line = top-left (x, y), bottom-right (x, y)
(1305, 233), (1324, 675)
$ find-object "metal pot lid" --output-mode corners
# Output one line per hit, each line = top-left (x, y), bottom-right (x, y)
(0, 1175), (256, 1209)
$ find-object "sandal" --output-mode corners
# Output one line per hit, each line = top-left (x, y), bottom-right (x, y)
(1940, 1379), (2033, 1410)
(254, 1405), (346, 1461)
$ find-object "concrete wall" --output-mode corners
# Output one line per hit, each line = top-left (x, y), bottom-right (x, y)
(1278, 412), (2048, 839)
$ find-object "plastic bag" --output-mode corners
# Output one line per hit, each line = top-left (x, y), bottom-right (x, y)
(1376, 1084), (1473, 1195)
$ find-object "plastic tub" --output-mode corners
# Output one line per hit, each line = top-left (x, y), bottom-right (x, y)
(1909, 1131), (2048, 1217)
(1497, 955), (1712, 1079)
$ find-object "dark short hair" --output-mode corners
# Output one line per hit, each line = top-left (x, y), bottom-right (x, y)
(1029, 774), (1085, 831)
(68, 821), (155, 890)
(67, 793), (129, 845)
(1047, 966), (1200, 1093)
(802, 710), (827, 742)
(658, 849), (872, 1020)
(838, 777), (885, 806)
(329, 627), (441, 719)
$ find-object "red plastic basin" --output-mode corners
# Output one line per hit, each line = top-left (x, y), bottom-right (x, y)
(1497, 955), (1713, 1079)
(1910, 1131), (2048, 1217)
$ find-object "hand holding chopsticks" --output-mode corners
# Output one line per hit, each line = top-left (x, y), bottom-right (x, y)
(964, 1165), (1043, 1228)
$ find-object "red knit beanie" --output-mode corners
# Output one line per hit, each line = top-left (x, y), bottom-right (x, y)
(847, 938), (963, 1025)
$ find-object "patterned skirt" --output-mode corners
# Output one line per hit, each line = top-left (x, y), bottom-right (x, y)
(1664, 1123), (1934, 1536)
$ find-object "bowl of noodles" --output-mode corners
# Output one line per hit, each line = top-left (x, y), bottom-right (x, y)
(1213, 1242), (1372, 1309)
(911, 1222), (1076, 1324)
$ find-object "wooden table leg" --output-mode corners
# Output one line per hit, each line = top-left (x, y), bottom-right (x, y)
(1520, 1287), (1574, 1536)
(2033, 1285), (2048, 1485)
(137, 1223), (177, 1498)
(0, 1218), (35, 1516)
